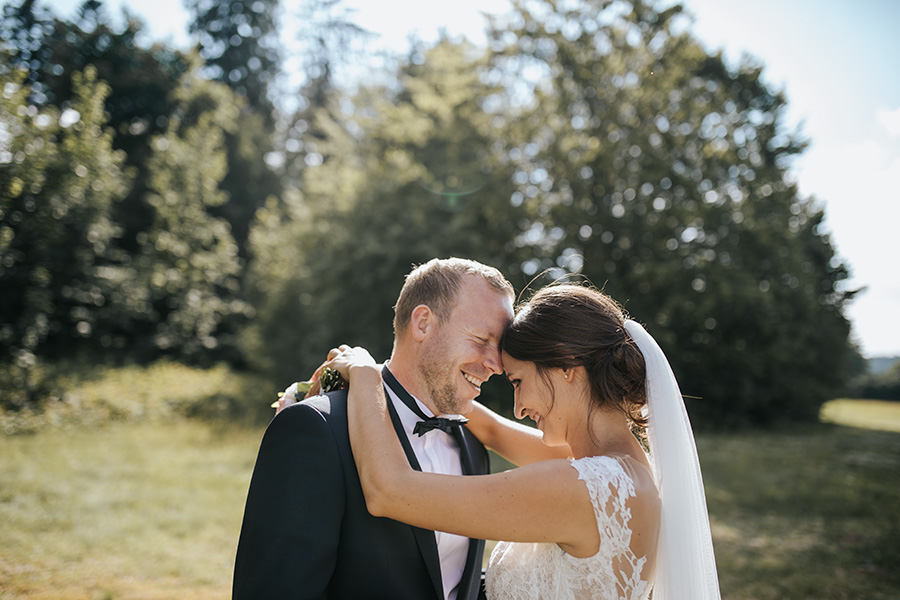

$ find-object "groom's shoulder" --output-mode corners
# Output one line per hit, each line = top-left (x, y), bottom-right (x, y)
(276, 389), (349, 425)
(258, 391), (351, 460)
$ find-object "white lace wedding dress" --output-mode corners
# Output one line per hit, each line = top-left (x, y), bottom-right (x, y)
(485, 454), (659, 600)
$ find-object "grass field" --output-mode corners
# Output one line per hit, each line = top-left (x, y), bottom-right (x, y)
(820, 398), (900, 432)
(699, 424), (900, 599)
(0, 422), (262, 600)
(1, 400), (898, 599)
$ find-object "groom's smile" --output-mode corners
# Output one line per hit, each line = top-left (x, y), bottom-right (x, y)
(462, 372), (483, 393)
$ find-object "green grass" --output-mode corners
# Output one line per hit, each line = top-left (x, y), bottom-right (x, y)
(0, 421), (263, 599)
(700, 424), (899, 599)
(0, 360), (272, 435)
(820, 398), (900, 432)
(1, 399), (898, 599)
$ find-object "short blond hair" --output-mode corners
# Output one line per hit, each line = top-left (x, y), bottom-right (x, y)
(393, 258), (513, 336)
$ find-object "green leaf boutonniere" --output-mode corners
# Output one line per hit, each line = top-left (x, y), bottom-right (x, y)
(272, 365), (348, 414)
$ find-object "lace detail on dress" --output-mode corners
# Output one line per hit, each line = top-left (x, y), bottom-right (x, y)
(485, 456), (653, 600)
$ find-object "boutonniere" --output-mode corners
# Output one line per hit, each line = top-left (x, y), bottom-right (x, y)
(272, 363), (347, 414)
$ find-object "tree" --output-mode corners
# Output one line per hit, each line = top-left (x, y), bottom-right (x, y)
(0, 0), (55, 97)
(848, 358), (900, 401)
(130, 62), (251, 363)
(2, 0), (190, 255)
(0, 66), (130, 405)
(484, 0), (856, 426)
(186, 0), (280, 118)
(291, 0), (372, 108)
(186, 0), (282, 252)
(243, 39), (529, 387)
(277, 0), (373, 186)
(1, 2), (254, 370)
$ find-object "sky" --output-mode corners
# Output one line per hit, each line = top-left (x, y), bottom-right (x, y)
(41, 0), (900, 358)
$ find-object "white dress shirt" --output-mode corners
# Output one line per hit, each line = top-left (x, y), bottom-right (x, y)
(383, 382), (470, 600)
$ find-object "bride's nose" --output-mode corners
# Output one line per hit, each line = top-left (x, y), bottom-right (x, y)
(513, 395), (527, 420)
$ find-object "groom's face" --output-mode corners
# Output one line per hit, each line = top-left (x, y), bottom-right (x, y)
(419, 276), (513, 415)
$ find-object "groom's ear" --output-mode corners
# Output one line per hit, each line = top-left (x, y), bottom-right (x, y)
(409, 304), (434, 342)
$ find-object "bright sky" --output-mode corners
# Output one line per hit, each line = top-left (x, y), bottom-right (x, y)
(42, 0), (900, 357)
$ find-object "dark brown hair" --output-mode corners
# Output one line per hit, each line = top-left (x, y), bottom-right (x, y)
(500, 284), (648, 428)
(393, 257), (514, 336)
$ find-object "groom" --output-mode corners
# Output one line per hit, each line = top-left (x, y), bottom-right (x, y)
(232, 257), (515, 600)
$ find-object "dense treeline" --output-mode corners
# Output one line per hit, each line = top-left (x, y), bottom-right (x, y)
(848, 360), (900, 401)
(1, 0), (862, 427)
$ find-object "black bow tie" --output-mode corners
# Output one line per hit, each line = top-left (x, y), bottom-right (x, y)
(413, 416), (469, 437)
(382, 366), (468, 437)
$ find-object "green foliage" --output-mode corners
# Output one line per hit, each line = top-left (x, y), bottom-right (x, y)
(278, 0), (374, 187)
(0, 359), (272, 435)
(211, 101), (282, 250)
(1, 59), (253, 410)
(186, 0), (280, 117)
(1, 0), (190, 255)
(0, 0), (55, 93)
(482, 0), (855, 426)
(132, 63), (251, 362)
(847, 360), (900, 401)
(186, 0), (283, 250)
(0, 66), (130, 385)
(242, 39), (529, 386)
(0, 0), (865, 428)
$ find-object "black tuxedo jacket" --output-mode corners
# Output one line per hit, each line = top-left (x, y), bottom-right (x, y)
(232, 387), (491, 599)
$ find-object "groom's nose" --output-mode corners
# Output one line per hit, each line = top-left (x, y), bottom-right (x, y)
(483, 345), (502, 376)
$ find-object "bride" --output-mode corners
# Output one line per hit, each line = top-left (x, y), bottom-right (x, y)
(327, 284), (720, 600)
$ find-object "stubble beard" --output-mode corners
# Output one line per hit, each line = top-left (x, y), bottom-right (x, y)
(418, 334), (463, 415)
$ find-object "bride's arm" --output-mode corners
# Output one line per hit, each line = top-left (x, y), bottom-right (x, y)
(464, 401), (571, 466)
(330, 347), (599, 557)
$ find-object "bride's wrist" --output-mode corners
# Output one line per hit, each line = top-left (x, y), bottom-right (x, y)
(347, 363), (380, 383)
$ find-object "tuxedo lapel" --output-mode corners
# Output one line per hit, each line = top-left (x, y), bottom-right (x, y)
(454, 426), (486, 600)
(381, 366), (489, 600)
(385, 391), (422, 471)
(454, 427), (476, 476)
(384, 386), (444, 600)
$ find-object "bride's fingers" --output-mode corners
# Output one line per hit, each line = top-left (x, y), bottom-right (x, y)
(304, 379), (322, 399)
(310, 363), (325, 380)
(325, 349), (355, 377)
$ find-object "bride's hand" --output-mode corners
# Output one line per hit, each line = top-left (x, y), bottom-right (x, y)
(275, 347), (345, 414)
(326, 345), (378, 381)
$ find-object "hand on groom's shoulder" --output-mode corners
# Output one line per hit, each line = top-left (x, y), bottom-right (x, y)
(273, 388), (347, 423)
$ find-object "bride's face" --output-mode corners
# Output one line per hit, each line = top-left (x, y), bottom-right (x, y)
(502, 352), (570, 446)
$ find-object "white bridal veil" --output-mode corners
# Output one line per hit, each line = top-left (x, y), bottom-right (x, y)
(623, 320), (721, 600)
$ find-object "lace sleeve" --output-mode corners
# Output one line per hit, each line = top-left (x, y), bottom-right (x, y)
(567, 456), (651, 600)
(570, 455), (636, 533)
(487, 456), (653, 600)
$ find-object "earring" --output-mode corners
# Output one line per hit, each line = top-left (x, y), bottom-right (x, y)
(563, 371), (569, 380)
